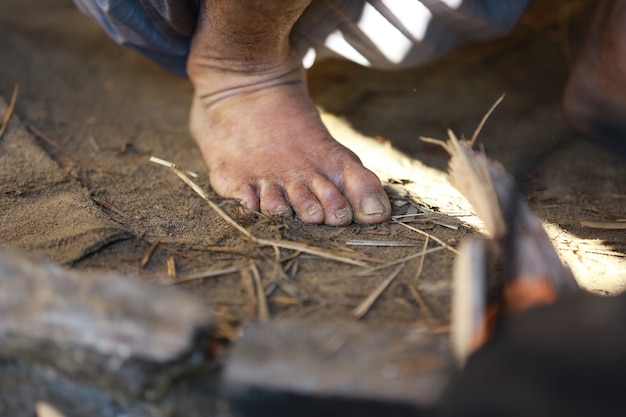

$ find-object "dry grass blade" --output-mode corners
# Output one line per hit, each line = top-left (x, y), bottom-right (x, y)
(250, 263), (270, 321)
(150, 156), (199, 178)
(92, 197), (137, 220)
(167, 256), (177, 279)
(0, 83), (19, 141)
(241, 266), (257, 319)
(345, 240), (420, 247)
(168, 265), (240, 286)
(352, 262), (406, 319)
(584, 249), (626, 258)
(420, 135), (452, 154)
(141, 240), (160, 268)
(447, 131), (508, 237)
(393, 219), (460, 255)
(257, 238), (372, 267)
(408, 284), (435, 323)
(355, 246), (444, 277)
(580, 221), (626, 230)
(413, 235), (429, 284)
(469, 93), (505, 147)
(295, 245), (446, 286)
(167, 164), (255, 239)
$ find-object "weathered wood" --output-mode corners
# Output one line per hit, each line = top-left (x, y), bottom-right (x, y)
(224, 320), (454, 417)
(0, 249), (216, 403)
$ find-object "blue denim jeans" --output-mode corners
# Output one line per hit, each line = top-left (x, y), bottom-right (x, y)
(74, 0), (531, 77)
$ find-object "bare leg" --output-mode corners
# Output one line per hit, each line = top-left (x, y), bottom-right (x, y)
(564, 0), (626, 148)
(186, 0), (391, 225)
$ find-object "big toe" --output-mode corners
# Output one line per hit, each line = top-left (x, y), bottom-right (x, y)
(342, 166), (391, 224)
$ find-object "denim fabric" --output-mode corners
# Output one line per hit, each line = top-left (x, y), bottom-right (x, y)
(74, 0), (531, 76)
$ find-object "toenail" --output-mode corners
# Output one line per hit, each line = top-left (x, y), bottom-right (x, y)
(335, 206), (352, 220)
(306, 204), (322, 217)
(360, 196), (386, 216)
(272, 205), (291, 216)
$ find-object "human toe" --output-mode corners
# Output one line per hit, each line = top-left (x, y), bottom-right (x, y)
(286, 183), (325, 224)
(342, 168), (391, 224)
(259, 180), (292, 217)
(309, 176), (353, 226)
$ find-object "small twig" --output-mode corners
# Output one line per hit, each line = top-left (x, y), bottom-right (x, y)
(250, 263), (270, 321)
(352, 263), (406, 319)
(284, 255), (300, 278)
(413, 236), (429, 284)
(272, 245), (289, 282)
(87, 135), (101, 152)
(407, 284), (435, 323)
(393, 218), (460, 255)
(469, 94), (505, 147)
(0, 83), (19, 141)
(92, 197), (138, 221)
(583, 249), (626, 258)
(273, 295), (301, 306)
(241, 267), (257, 319)
(166, 163), (255, 239)
(141, 240), (160, 268)
(420, 135), (452, 154)
(167, 256), (177, 279)
(580, 221), (626, 230)
(391, 213), (428, 220)
(257, 237), (371, 267)
(354, 246), (444, 276)
(431, 220), (459, 230)
(150, 156), (199, 178)
(317, 246), (444, 286)
(420, 94), (504, 149)
(345, 240), (421, 247)
(168, 265), (240, 286)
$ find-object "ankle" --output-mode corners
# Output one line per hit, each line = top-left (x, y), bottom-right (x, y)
(188, 0), (311, 72)
(188, 49), (306, 107)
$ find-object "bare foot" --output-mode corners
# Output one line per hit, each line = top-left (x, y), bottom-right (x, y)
(564, 0), (626, 149)
(186, 0), (391, 225)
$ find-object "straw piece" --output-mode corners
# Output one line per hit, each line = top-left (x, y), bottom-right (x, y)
(140, 240), (159, 268)
(393, 219), (460, 255)
(273, 295), (301, 306)
(250, 263), (270, 321)
(469, 94), (505, 146)
(241, 266), (257, 319)
(168, 265), (240, 286)
(92, 197), (138, 221)
(580, 221), (626, 230)
(345, 240), (421, 247)
(413, 236), (429, 284)
(149, 156), (198, 178)
(352, 263), (406, 319)
(408, 284), (435, 322)
(0, 83), (19, 141)
(167, 256), (176, 279)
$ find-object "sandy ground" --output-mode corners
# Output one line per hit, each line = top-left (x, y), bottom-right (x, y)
(1, 0), (625, 338)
